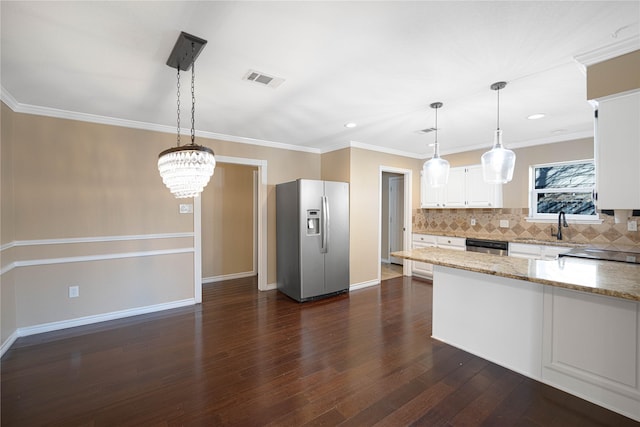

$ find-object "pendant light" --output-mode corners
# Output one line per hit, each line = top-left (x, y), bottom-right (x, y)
(158, 32), (216, 198)
(423, 102), (450, 187)
(481, 81), (516, 184)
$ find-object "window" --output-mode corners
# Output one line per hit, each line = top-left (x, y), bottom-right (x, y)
(529, 160), (598, 221)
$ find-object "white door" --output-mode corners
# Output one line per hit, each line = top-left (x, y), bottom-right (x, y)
(389, 176), (404, 265)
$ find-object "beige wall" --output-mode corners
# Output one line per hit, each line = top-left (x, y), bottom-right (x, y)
(1, 106), (197, 337)
(349, 147), (421, 285)
(0, 98), (595, 351)
(11, 113), (192, 239)
(443, 138), (594, 208)
(321, 148), (350, 182)
(208, 140), (321, 285)
(587, 50), (640, 100)
(0, 105), (320, 349)
(202, 163), (256, 279)
(1, 103), (17, 344)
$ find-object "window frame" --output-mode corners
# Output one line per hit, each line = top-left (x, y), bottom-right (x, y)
(528, 159), (599, 222)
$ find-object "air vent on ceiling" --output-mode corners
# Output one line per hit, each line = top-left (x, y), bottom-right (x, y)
(418, 127), (437, 134)
(243, 69), (285, 88)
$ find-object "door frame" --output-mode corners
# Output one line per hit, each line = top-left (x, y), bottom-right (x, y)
(388, 175), (404, 265)
(378, 166), (412, 281)
(194, 156), (268, 303)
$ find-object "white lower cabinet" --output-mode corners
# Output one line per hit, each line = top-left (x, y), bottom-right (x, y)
(542, 286), (640, 421)
(435, 236), (466, 250)
(412, 234), (465, 279)
(432, 265), (640, 422)
(411, 234), (437, 278)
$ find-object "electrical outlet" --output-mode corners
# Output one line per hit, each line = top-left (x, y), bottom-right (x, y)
(628, 220), (637, 231)
(499, 219), (509, 228)
(470, 218), (476, 226)
(69, 285), (79, 298)
(179, 204), (193, 214)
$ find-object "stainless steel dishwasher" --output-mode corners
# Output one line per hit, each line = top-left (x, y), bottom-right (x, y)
(465, 238), (509, 256)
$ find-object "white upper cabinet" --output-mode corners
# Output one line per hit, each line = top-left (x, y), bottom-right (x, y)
(444, 168), (466, 207)
(421, 165), (502, 208)
(465, 165), (502, 208)
(596, 90), (640, 209)
(420, 170), (445, 208)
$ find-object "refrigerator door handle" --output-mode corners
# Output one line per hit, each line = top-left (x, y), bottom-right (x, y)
(321, 196), (329, 253)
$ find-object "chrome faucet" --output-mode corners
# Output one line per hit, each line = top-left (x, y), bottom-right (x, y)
(557, 211), (568, 240)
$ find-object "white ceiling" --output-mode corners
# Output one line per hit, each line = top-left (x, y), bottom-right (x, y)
(1, 1), (639, 158)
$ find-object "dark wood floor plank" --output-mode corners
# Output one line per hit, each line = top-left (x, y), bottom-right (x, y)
(2, 276), (637, 426)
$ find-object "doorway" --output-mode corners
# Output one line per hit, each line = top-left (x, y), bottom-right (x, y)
(378, 167), (412, 282)
(201, 163), (258, 284)
(194, 156), (268, 303)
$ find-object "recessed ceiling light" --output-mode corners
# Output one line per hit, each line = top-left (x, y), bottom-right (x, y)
(527, 113), (546, 120)
(344, 122), (357, 128)
(552, 129), (567, 135)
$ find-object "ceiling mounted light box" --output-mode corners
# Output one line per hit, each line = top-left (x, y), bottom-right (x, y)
(158, 31), (216, 199)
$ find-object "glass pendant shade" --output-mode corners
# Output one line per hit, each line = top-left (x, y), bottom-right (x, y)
(158, 145), (216, 198)
(481, 129), (516, 184)
(482, 81), (515, 184)
(423, 153), (450, 187)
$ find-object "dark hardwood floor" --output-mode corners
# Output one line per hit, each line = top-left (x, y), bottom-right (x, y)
(2, 276), (638, 426)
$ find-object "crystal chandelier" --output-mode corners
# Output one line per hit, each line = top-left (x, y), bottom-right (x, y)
(481, 81), (516, 184)
(158, 32), (216, 198)
(423, 102), (450, 187)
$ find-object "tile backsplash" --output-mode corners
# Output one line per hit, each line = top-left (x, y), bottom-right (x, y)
(413, 208), (640, 246)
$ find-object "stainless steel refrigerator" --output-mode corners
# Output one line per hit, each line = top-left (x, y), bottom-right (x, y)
(276, 179), (350, 302)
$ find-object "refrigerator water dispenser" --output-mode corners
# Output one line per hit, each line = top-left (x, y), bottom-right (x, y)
(306, 210), (320, 235)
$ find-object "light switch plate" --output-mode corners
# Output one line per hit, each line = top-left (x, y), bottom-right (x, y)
(69, 285), (79, 298)
(499, 219), (509, 228)
(179, 204), (194, 214)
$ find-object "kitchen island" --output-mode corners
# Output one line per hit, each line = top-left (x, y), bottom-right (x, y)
(391, 247), (640, 422)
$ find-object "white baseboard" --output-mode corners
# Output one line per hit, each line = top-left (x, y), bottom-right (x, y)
(202, 271), (256, 284)
(263, 282), (277, 291)
(0, 330), (19, 358)
(15, 298), (195, 339)
(350, 279), (380, 291)
(381, 258), (390, 264)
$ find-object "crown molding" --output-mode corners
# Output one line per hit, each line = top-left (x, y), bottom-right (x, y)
(0, 87), (20, 110)
(431, 129), (594, 161)
(574, 35), (640, 67)
(0, 86), (320, 154)
(321, 140), (424, 159)
(1, 86), (594, 161)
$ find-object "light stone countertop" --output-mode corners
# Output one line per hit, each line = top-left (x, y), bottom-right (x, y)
(412, 230), (640, 252)
(391, 247), (640, 302)
(412, 231), (582, 247)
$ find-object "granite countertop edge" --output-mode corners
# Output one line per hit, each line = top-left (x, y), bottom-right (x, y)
(392, 247), (640, 302)
(412, 230), (640, 251)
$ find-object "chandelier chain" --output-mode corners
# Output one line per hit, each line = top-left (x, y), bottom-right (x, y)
(190, 42), (196, 145)
(176, 68), (181, 146)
